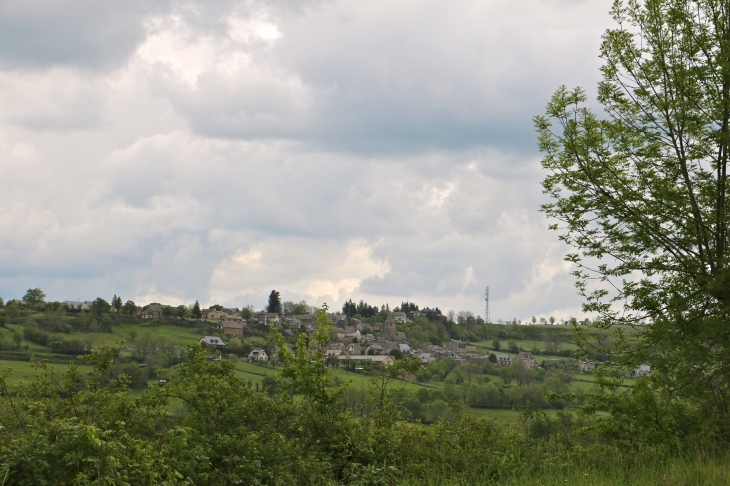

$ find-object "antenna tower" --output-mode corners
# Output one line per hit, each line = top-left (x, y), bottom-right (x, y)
(484, 286), (490, 324)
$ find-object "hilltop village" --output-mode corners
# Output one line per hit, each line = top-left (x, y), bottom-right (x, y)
(1, 291), (605, 376)
(200, 307), (507, 367)
(0, 290), (646, 423)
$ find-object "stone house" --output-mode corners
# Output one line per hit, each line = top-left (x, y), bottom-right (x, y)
(217, 321), (245, 337)
(252, 312), (280, 325)
(291, 314), (317, 327)
(347, 343), (363, 355)
(445, 339), (476, 354)
(327, 314), (348, 327)
(140, 304), (164, 319)
(578, 360), (595, 372)
(204, 310), (227, 320)
(514, 351), (537, 369)
(365, 344), (384, 355)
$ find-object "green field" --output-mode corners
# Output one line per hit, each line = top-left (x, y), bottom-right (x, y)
(0, 358), (95, 388)
(472, 337), (579, 356)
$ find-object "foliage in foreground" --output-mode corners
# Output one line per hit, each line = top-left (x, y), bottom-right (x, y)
(536, 0), (730, 445)
(0, 306), (727, 484)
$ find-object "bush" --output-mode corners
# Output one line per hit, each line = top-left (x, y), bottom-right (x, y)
(23, 327), (50, 345)
(48, 337), (87, 355)
(114, 363), (148, 389)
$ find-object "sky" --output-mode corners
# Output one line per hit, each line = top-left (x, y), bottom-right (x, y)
(0, 0), (614, 320)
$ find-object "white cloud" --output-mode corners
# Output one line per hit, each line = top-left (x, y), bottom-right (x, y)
(208, 238), (390, 306)
(0, 0), (613, 320)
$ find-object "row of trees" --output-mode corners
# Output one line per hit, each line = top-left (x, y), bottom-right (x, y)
(341, 298), (382, 318)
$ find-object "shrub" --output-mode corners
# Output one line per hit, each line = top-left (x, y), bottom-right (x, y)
(23, 327), (50, 345)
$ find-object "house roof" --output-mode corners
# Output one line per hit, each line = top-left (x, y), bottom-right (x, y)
(339, 355), (394, 363)
(200, 336), (226, 346)
(249, 349), (267, 357)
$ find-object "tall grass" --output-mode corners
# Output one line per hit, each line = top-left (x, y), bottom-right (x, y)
(398, 448), (730, 486)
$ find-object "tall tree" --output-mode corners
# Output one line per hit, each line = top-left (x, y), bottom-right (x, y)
(111, 295), (122, 311)
(23, 288), (45, 307)
(192, 300), (202, 319)
(536, 0), (730, 443)
(266, 290), (282, 316)
(342, 299), (357, 317)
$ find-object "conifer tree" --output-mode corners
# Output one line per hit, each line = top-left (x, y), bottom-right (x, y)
(266, 290), (282, 316)
(192, 300), (202, 319)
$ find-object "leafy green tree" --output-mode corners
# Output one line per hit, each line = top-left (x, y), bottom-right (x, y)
(114, 363), (147, 389)
(272, 303), (345, 414)
(5, 301), (20, 324)
(544, 334), (562, 354)
(389, 348), (404, 360)
(499, 367), (512, 386)
(0, 297), (4, 307)
(240, 305), (254, 320)
(488, 353), (497, 364)
(22, 288), (45, 307)
(90, 297), (111, 316)
(492, 338), (501, 351)
(508, 340), (519, 353)
(192, 300), (202, 319)
(291, 300), (311, 315)
(536, 0), (730, 442)
(12, 331), (22, 349)
(267, 290), (282, 315)
(511, 359), (534, 386)
(122, 299), (137, 315)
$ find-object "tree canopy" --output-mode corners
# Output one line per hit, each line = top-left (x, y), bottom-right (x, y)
(22, 288), (45, 307)
(536, 0), (730, 443)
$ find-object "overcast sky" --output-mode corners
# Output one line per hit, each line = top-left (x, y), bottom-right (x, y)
(0, 0), (613, 320)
